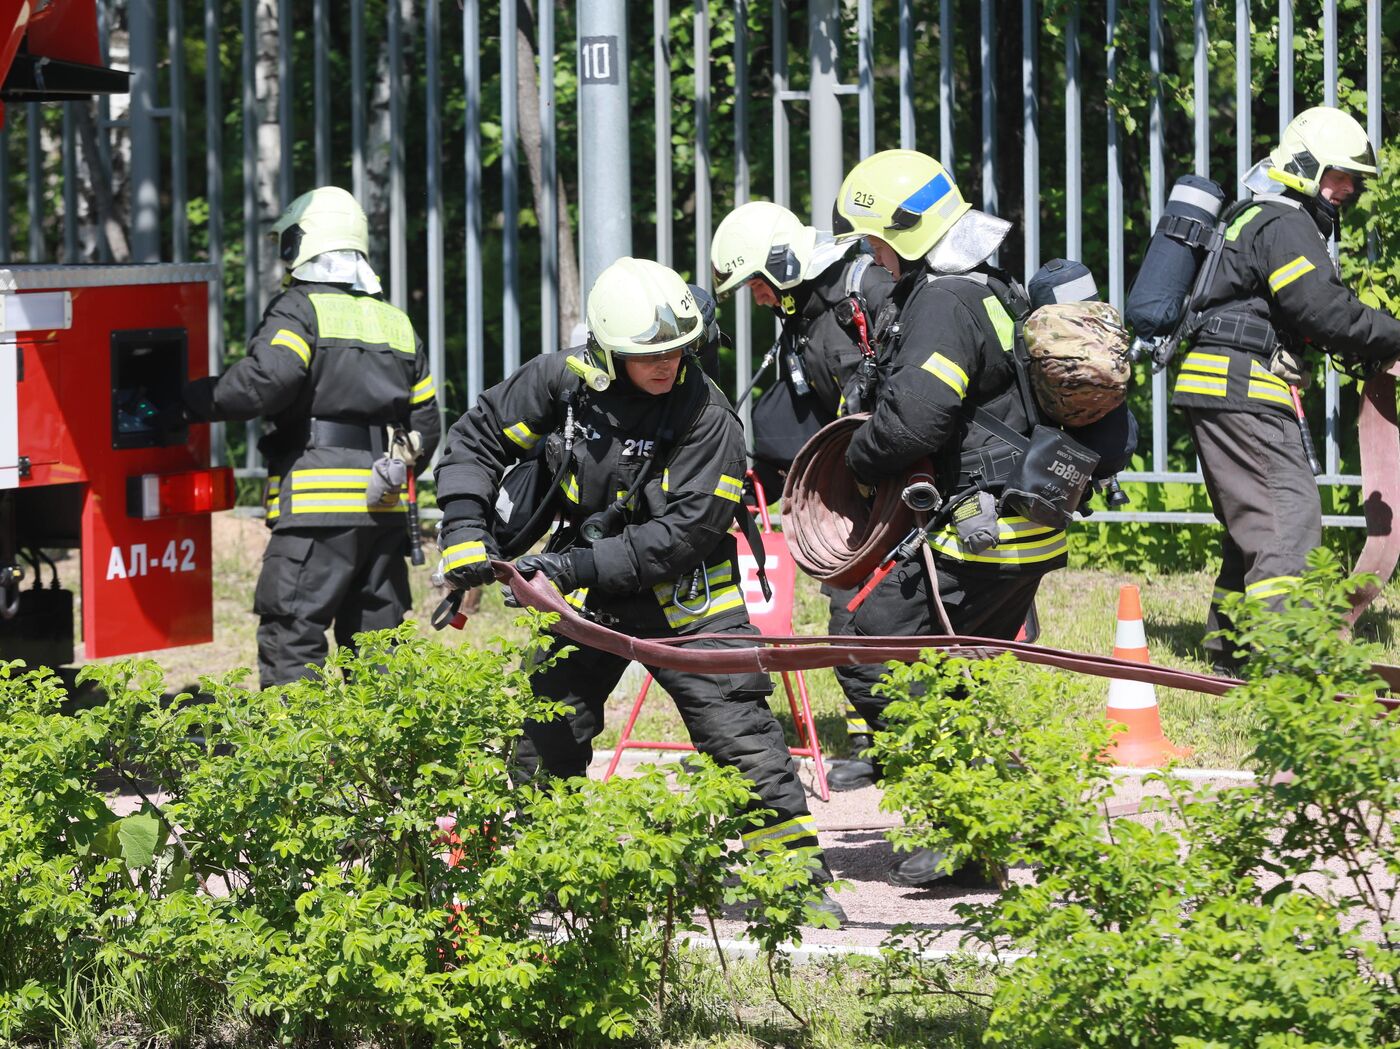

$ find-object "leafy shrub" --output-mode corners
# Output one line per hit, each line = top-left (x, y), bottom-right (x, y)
(871, 550), (1399, 1048)
(0, 620), (827, 1046)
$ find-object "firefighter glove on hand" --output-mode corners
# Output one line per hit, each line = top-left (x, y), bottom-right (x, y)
(516, 551), (578, 593)
(1269, 346), (1311, 389)
(438, 526), (498, 590)
(444, 559), (496, 591)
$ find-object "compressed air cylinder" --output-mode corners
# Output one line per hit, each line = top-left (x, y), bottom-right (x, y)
(1124, 174), (1227, 339)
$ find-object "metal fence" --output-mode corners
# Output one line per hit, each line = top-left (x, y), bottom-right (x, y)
(5, 0), (1393, 526)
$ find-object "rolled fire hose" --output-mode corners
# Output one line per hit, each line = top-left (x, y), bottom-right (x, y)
(780, 414), (923, 590)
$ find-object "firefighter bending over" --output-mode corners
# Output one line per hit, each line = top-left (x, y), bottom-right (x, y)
(710, 200), (896, 781)
(176, 186), (440, 687)
(1169, 107), (1400, 672)
(432, 257), (844, 924)
(830, 150), (1070, 885)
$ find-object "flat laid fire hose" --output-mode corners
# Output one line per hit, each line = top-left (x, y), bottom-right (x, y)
(1346, 360), (1400, 626)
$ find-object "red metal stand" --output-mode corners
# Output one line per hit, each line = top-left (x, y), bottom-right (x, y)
(602, 473), (830, 800)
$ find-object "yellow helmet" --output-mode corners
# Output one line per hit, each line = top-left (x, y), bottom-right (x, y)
(584, 257), (704, 383)
(711, 201), (817, 313)
(1268, 106), (1378, 198)
(832, 150), (971, 261)
(270, 186), (370, 269)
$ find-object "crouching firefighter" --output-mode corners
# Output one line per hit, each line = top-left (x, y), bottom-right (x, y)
(710, 199), (896, 776)
(432, 257), (845, 924)
(826, 150), (1091, 886)
(174, 186), (440, 688)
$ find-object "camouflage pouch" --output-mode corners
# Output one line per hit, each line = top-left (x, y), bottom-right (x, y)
(1022, 301), (1131, 427)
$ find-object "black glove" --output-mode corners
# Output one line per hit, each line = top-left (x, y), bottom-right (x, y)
(516, 551), (578, 593)
(445, 560), (496, 590)
(154, 401), (191, 436)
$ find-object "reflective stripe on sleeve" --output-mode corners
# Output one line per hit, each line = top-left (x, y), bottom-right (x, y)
(921, 352), (969, 398)
(504, 421), (542, 450)
(1268, 255), (1316, 292)
(713, 474), (744, 503)
(410, 375), (436, 404)
(441, 541), (489, 571)
(270, 329), (311, 367)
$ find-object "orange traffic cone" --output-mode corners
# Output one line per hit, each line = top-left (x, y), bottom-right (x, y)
(1103, 585), (1191, 767)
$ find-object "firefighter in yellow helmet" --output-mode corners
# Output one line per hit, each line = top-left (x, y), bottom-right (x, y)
(827, 151), (1068, 886)
(177, 186), (440, 687)
(1169, 106), (1400, 672)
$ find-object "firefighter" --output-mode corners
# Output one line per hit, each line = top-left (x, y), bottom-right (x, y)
(826, 150), (1068, 884)
(1169, 106), (1400, 671)
(710, 200), (896, 778)
(177, 186), (440, 688)
(432, 256), (844, 923)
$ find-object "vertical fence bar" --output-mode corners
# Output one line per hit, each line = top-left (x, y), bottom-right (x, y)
(1194, 0), (1208, 177)
(541, 0), (558, 351)
(62, 106), (78, 262)
(899, 0), (914, 149)
(940, 0), (953, 171)
(169, 0), (188, 263)
(1022, 0), (1038, 282)
(979, 0), (996, 224)
(655, 0), (672, 267)
(464, 0), (484, 401)
(205, 0), (225, 467)
(1323, 0), (1339, 475)
(128, 0), (160, 262)
(352, 0), (366, 199)
(501, 0), (520, 370)
(315, 0), (330, 185)
(27, 107), (42, 261)
(808, 0), (841, 224)
(426, 0), (444, 439)
(735, 0), (752, 428)
(388, 0), (407, 310)
(772, 0), (789, 209)
(1323, 0), (1337, 106)
(278, 0), (293, 208)
(695, 7), (711, 285)
(1150, 0), (1166, 472)
(1106, 0), (1123, 310)
(1366, 0), (1380, 263)
(1278, 0), (1293, 131)
(96, 0), (114, 262)
(1235, 0), (1250, 189)
(241, 0), (258, 468)
(858, 0), (874, 159)
(1065, 2), (1080, 261)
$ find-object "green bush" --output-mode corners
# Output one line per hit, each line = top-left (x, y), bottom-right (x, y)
(871, 550), (1400, 1048)
(0, 620), (828, 1047)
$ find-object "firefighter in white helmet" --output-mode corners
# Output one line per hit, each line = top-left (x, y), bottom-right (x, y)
(1170, 106), (1400, 671)
(177, 186), (440, 687)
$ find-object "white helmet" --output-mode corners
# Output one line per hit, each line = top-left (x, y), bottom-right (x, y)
(1268, 106), (1378, 198)
(711, 201), (818, 315)
(270, 186), (370, 269)
(584, 257), (704, 382)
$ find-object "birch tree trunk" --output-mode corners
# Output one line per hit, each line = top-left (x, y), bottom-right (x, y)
(253, 0), (284, 308)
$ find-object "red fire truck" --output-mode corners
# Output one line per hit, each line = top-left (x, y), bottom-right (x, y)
(0, 1), (233, 668)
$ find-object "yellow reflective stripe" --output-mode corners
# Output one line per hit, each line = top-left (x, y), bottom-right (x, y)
(662, 468), (670, 493)
(1212, 586), (1242, 604)
(290, 469), (373, 491)
(922, 352), (970, 398)
(1246, 575), (1298, 601)
(264, 476), (282, 519)
(713, 474), (744, 502)
(1268, 255), (1316, 293)
(270, 329), (311, 366)
(503, 421), (541, 450)
(559, 472), (580, 503)
(308, 293), (416, 355)
(292, 467), (373, 478)
(1224, 205), (1261, 241)
(982, 294), (1016, 351)
(1175, 374), (1229, 397)
(658, 586), (745, 629)
(289, 493), (406, 513)
(410, 375), (436, 404)
(1182, 351), (1230, 375)
(1247, 382), (1294, 406)
(994, 515), (1058, 540)
(742, 814), (818, 850)
(1248, 361), (1290, 389)
(929, 528), (1068, 564)
(564, 587), (590, 609)
(846, 718), (871, 734)
(441, 541), (488, 570)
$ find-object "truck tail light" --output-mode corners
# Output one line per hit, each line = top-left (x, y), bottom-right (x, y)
(127, 467), (236, 519)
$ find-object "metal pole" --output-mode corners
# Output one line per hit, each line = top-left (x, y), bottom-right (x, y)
(577, 0), (633, 296)
(278, 0), (293, 209)
(541, 0), (559, 351)
(206, 0), (225, 467)
(940, 0), (953, 172)
(899, 0), (914, 150)
(96, 0), (114, 262)
(1322, 0), (1339, 475)
(654, 0), (672, 267)
(27, 106), (41, 262)
(1235, 0), (1250, 190)
(772, 0), (790, 209)
(315, 0), (330, 185)
(352, 0), (366, 200)
(735, 0), (752, 428)
(980, 0), (997, 269)
(170, 0), (188, 263)
(1150, 0), (1166, 473)
(464, 0), (484, 401)
(388, 0), (406, 309)
(1366, 0), (1380, 264)
(857, 0), (874, 159)
(62, 105), (77, 262)
(1278, 0), (1293, 132)
(1106, 0), (1123, 311)
(1194, 0), (1208, 177)
(1323, 0), (1337, 106)
(501, 0), (520, 371)
(1022, 0), (1038, 282)
(426, 0), (444, 439)
(695, 6), (711, 288)
(128, 0), (160, 262)
(241, 0), (258, 469)
(1065, 2), (1080, 260)
(808, 0), (842, 227)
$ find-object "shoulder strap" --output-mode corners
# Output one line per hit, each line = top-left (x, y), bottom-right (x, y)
(845, 254), (873, 299)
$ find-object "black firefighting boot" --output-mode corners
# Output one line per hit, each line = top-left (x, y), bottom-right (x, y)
(826, 733), (879, 792)
(802, 861), (848, 927)
(890, 848), (1006, 890)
